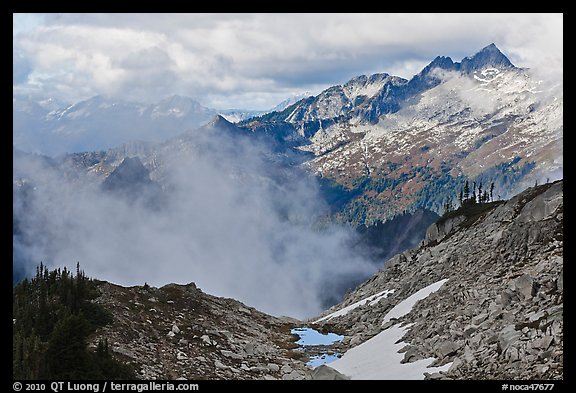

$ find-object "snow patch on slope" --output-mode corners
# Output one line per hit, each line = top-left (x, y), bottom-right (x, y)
(381, 279), (448, 326)
(314, 289), (394, 323)
(329, 279), (450, 379)
(343, 79), (386, 101)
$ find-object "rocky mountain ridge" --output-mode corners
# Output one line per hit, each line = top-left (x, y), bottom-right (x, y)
(240, 43), (563, 225)
(19, 43), (561, 227)
(311, 180), (563, 379)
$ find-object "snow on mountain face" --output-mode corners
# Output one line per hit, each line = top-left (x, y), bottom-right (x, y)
(241, 43), (563, 225)
(13, 95), (218, 156)
(459, 42), (515, 73)
(343, 74), (391, 101)
(218, 92), (311, 123)
(312, 68), (560, 222)
(269, 92), (312, 113)
(218, 93), (314, 123)
(219, 109), (266, 123)
(284, 73), (406, 124)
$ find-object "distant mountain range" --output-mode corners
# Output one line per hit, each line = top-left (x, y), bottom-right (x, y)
(13, 94), (216, 156)
(13, 92), (312, 157)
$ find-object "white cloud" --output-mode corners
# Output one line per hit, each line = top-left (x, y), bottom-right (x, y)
(13, 13), (563, 109)
(13, 126), (377, 319)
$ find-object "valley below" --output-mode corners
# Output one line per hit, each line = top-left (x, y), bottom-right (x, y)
(16, 179), (559, 380)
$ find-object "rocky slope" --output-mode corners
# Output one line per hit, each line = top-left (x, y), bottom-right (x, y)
(311, 180), (563, 379)
(90, 281), (311, 380)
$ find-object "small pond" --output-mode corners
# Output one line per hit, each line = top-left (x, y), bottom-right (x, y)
(291, 327), (343, 367)
(307, 353), (341, 368)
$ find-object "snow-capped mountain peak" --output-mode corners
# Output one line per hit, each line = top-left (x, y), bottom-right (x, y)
(150, 95), (210, 118)
(13, 95), (217, 156)
(459, 43), (515, 73)
(342, 73), (392, 101)
(241, 43), (562, 224)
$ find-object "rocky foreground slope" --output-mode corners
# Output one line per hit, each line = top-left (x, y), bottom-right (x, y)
(90, 282), (310, 380)
(312, 180), (563, 379)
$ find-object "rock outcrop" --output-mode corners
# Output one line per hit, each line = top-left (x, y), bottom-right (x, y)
(312, 181), (563, 379)
(91, 282), (310, 380)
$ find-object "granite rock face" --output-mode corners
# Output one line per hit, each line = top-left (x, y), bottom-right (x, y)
(313, 181), (563, 380)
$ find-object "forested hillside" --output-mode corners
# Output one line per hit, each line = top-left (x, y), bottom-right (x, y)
(13, 263), (135, 379)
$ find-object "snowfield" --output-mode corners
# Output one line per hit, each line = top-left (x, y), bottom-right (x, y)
(381, 279), (448, 326)
(329, 279), (450, 379)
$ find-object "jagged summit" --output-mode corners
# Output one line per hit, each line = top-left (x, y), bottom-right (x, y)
(416, 43), (515, 77)
(425, 55), (456, 72)
(101, 156), (158, 197)
(459, 43), (515, 72)
(199, 114), (249, 137)
(344, 73), (392, 87)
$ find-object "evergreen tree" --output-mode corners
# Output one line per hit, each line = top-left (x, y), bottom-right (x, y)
(13, 263), (135, 380)
(478, 181), (483, 203)
(45, 314), (93, 379)
(490, 182), (495, 202)
(463, 180), (470, 200)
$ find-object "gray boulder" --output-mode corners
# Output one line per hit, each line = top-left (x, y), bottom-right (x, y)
(499, 325), (521, 352)
(424, 215), (465, 245)
(512, 274), (536, 300)
(309, 365), (350, 380)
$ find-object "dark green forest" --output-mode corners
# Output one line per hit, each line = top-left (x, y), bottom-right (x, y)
(13, 263), (134, 380)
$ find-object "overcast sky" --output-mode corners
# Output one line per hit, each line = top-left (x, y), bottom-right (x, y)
(13, 13), (563, 110)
